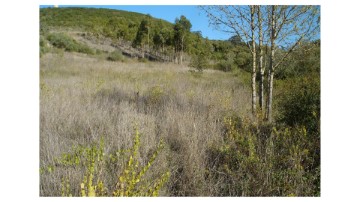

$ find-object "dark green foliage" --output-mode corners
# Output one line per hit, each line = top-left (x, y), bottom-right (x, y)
(209, 36), (252, 72)
(47, 33), (94, 54)
(276, 41), (320, 80)
(153, 28), (172, 52)
(210, 40), (232, 60)
(133, 18), (151, 48)
(173, 15), (192, 53)
(107, 51), (125, 62)
(276, 74), (320, 133)
(138, 57), (148, 63)
(188, 31), (211, 72)
(40, 35), (50, 57)
(228, 35), (252, 71)
(189, 53), (209, 72)
(206, 115), (320, 196)
(215, 59), (235, 72)
(40, 23), (50, 35)
(233, 46), (252, 71)
(102, 17), (129, 40)
(275, 74), (320, 178)
(228, 35), (244, 46)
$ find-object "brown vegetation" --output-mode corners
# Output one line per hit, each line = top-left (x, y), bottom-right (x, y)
(40, 52), (251, 196)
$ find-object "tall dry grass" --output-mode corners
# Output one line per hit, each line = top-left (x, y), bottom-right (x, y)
(40, 52), (251, 196)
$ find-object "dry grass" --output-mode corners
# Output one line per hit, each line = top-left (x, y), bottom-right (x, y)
(40, 52), (251, 196)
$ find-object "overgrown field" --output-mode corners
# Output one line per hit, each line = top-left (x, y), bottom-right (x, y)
(40, 52), (251, 196)
(40, 51), (320, 196)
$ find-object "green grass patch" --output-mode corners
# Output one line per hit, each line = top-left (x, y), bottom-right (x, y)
(107, 50), (125, 62)
(47, 33), (94, 55)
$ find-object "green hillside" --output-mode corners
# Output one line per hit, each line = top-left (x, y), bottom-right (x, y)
(40, 7), (318, 77)
(40, 7), (173, 41)
(40, 7), (252, 70)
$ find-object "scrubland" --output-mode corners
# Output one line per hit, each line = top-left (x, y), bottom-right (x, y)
(39, 6), (320, 196)
(40, 52), (257, 196)
(40, 43), (320, 197)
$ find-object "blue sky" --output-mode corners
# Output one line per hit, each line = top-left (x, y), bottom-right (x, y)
(40, 5), (232, 40)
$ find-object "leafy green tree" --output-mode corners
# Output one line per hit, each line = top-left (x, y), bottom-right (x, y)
(133, 17), (152, 57)
(228, 35), (242, 46)
(153, 27), (172, 53)
(102, 17), (123, 39)
(276, 40), (320, 79)
(173, 15), (192, 64)
(190, 53), (208, 72)
(133, 19), (149, 47)
(189, 32), (210, 72)
(227, 37), (252, 71)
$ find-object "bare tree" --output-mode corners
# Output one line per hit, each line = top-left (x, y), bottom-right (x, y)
(200, 5), (258, 116)
(201, 5), (319, 121)
(250, 5), (257, 115)
(266, 5), (320, 122)
(257, 5), (265, 113)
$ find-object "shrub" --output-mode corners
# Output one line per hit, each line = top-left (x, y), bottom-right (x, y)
(77, 44), (95, 55)
(95, 49), (103, 55)
(138, 57), (148, 63)
(276, 74), (320, 179)
(215, 59), (236, 72)
(40, 35), (50, 57)
(112, 129), (170, 196)
(233, 51), (251, 72)
(276, 74), (320, 134)
(107, 50), (125, 62)
(276, 42), (320, 80)
(190, 53), (209, 72)
(40, 35), (46, 48)
(205, 114), (320, 196)
(145, 85), (165, 108)
(47, 33), (94, 55)
(40, 128), (170, 196)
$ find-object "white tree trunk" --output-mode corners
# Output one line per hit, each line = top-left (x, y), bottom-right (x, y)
(180, 51), (183, 65)
(180, 36), (185, 65)
(266, 5), (276, 122)
(258, 6), (265, 112)
(251, 5), (257, 116)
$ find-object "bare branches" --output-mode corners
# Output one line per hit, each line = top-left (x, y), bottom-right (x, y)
(273, 6), (320, 69)
(200, 5), (255, 53)
(200, 5), (320, 121)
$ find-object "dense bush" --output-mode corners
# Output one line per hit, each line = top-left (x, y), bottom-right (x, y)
(138, 57), (149, 63)
(275, 74), (320, 182)
(233, 50), (252, 72)
(189, 53), (209, 72)
(215, 59), (236, 72)
(275, 41), (320, 80)
(107, 50), (125, 62)
(205, 114), (320, 196)
(276, 74), (320, 134)
(47, 33), (94, 54)
(40, 35), (50, 57)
